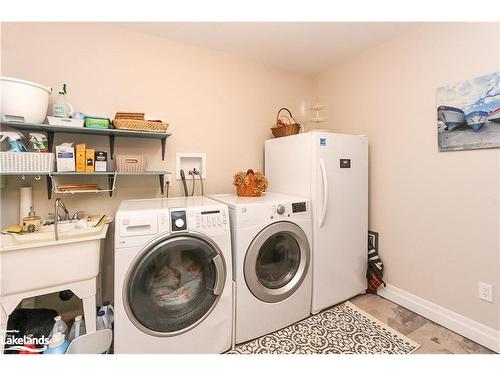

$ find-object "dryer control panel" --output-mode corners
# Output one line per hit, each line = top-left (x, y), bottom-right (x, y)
(271, 201), (307, 216)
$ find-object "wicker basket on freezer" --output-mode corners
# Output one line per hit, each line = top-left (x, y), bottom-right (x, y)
(0, 152), (55, 173)
(116, 155), (147, 173)
(271, 107), (301, 138)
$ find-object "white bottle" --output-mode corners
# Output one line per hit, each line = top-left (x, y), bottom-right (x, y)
(67, 315), (86, 342)
(44, 332), (69, 354)
(53, 84), (73, 118)
(98, 301), (114, 326)
(49, 315), (68, 338)
(96, 310), (110, 331)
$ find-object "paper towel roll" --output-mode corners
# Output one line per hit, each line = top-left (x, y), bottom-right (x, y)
(20, 186), (33, 224)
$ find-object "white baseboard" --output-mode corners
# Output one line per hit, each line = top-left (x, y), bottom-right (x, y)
(378, 284), (500, 353)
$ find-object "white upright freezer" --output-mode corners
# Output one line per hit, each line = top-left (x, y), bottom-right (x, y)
(265, 132), (368, 314)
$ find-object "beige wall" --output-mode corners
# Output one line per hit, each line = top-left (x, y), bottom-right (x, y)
(0, 22), (312, 225)
(314, 23), (500, 330)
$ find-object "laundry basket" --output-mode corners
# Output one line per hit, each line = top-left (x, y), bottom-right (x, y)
(115, 155), (146, 173)
(0, 152), (55, 173)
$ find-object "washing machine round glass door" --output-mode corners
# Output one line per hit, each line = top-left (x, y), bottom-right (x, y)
(244, 222), (310, 303)
(123, 233), (226, 336)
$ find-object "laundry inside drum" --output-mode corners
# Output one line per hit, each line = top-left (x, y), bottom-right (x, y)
(127, 238), (219, 333)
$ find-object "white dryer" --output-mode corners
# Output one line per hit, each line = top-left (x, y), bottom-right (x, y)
(114, 197), (232, 353)
(209, 193), (312, 344)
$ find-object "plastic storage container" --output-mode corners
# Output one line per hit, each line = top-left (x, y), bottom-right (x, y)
(115, 155), (146, 173)
(0, 76), (52, 123)
(67, 315), (86, 342)
(84, 117), (110, 129)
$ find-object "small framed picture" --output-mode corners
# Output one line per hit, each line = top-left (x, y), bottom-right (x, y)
(437, 71), (500, 151)
(368, 230), (379, 251)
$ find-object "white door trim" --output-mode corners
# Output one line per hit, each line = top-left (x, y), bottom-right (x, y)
(378, 284), (500, 353)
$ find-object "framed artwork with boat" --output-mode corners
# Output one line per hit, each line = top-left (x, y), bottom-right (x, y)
(437, 71), (500, 151)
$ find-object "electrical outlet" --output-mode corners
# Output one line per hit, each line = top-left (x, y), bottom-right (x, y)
(478, 282), (493, 303)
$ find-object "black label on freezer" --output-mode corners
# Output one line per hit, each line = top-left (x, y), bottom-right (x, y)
(340, 159), (351, 168)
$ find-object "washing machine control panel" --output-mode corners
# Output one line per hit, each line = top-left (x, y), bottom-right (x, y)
(191, 208), (228, 234)
(170, 210), (187, 232)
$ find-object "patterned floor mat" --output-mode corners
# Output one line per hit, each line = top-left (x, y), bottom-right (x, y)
(228, 301), (420, 354)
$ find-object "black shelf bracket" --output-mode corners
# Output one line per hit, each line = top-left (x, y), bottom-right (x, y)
(161, 138), (166, 161)
(107, 174), (115, 197)
(46, 175), (52, 200)
(159, 174), (165, 195)
(47, 131), (55, 152)
(109, 135), (115, 160)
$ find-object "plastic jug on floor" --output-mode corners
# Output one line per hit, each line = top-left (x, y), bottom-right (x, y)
(98, 301), (114, 327)
(49, 315), (67, 338)
(67, 315), (86, 342)
(96, 310), (111, 331)
(43, 332), (69, 354)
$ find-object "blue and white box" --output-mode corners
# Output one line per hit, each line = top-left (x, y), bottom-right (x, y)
(56, 144), (75, 172)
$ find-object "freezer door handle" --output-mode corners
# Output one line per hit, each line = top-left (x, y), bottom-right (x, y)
(319, 157), (328, 227)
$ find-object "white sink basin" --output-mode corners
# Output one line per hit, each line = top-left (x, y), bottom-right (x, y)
(2, 220), (106, 247)
(0, 221), (109, 297)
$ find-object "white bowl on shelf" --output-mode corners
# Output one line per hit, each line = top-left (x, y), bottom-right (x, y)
(1, 76), (52, 123)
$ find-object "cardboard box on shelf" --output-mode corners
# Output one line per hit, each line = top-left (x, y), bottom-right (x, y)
(95, 151), (107, 172)
(76, 144), (86, 172)
(56, 144), (75, 172)
(85, 148), (95, 173)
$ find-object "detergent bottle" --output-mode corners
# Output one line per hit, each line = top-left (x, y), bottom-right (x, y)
(43, 332), (69, 354)
(96, 310), (110, 331)
(49, 316), (67, 339)
(67, 315), (86, 342)
(98, 301), (114, 327)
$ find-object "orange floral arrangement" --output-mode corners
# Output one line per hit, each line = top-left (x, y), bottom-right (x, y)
(233, 169), (268, 197)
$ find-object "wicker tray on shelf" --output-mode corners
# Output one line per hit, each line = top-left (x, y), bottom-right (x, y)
(113, 119), (169, 133)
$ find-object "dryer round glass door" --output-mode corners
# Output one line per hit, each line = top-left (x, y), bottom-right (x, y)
(123, 234), (226, 336)
(244, 222), (310, 303)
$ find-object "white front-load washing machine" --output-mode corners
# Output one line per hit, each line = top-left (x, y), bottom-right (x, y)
(114, 197), (232, 353)
(209, 193), (312, 344)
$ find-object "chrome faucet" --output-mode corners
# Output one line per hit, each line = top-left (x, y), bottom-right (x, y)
(71, 211), (85, 220)
(54, 198), (70, 240)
